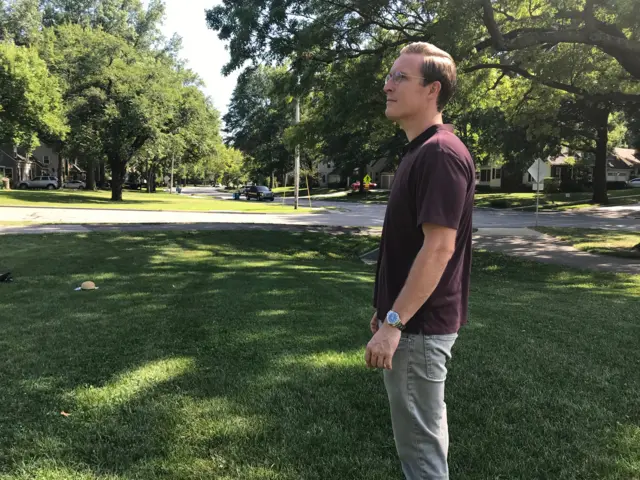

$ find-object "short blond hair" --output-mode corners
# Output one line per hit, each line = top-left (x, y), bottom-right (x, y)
(400, 42), (457, 111)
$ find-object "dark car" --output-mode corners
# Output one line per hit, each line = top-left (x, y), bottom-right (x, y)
(246, 185), (275, 201)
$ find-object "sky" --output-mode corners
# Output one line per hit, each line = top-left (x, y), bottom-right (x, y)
(152, 0), (240, 120)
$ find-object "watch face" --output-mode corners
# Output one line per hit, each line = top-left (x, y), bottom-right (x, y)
(387, 311), (400, 325)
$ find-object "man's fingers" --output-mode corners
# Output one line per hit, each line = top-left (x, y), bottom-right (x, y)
(375, 354), (385, 369)
(365, 346), (372, 368)
(385, 357), (392, 370)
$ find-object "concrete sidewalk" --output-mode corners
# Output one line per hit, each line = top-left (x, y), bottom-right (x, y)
(1, 222), (637, 275)
(473, 228), (640, 275)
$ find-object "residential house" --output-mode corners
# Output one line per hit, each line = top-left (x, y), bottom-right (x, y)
(0, 143), (61, 186)
(0, 143), (86, 187)
(520, 148), (640, 187)
(608, 148), (640, 182)
(476, 162), (503, 189)
(317, 157), (396, 188)
(317, 161), (343, 187)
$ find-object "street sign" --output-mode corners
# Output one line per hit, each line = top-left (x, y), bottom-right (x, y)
(527, 159), (545, 183)
(363, 174), (372, 184)
(527, 159), (546, 227)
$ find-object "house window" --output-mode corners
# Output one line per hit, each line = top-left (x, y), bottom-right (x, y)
(492, 168), (501, 180)
(527, 173), (534, 183)
(480, 169), (490, 182)
(0, 166), (13, 179)
(43, 156), (50, 165)
(475, 171), (480, 180)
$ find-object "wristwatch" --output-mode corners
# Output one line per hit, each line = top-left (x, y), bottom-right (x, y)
(385, 310), (405, 331)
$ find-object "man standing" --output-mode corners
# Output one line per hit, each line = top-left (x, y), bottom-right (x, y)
(365, 42), (475, 479)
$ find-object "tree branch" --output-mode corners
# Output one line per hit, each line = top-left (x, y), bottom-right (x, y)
(474, 28), (555, 51)
(476, 1), (640, 80)
(464, 63), (640, 103)
(489, 73), (506, 91)
(478, 0), (505, 50)
(562, 142), (596, 154)
(493, 7), (515, 21)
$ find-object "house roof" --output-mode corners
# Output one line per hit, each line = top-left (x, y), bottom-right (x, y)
(70, 163), (86, 173)
(548, 148), (640, 170)
(612, 148), (640, 168)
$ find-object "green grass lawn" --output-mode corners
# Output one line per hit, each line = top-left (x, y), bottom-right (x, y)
(536, 227), (640, 259)
(475, 189), (640, 210)
(0, 190), (313, 213)
(0, 230), (638, 479)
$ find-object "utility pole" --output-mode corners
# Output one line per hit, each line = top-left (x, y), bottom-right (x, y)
(294, 96), (300, 210)
(170, 156), (175, 194)
(535, 157), (541, 227)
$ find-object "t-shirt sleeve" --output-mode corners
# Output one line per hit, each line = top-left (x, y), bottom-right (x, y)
(413, 145), (469, 230)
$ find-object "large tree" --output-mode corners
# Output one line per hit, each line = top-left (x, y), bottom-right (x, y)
(224, 65), (295, 186)
(0, 41), (67, 150)
(207, 0), (640, 203)
(40, 24), (211, 200)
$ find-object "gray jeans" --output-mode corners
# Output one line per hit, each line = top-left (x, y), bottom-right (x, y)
(382, 326), (458, 480)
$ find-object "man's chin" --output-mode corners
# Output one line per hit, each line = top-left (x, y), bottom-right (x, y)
(385, 106), (400, 120)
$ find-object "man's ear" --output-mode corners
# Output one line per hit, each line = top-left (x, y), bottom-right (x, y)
(429, 81), (441, 97)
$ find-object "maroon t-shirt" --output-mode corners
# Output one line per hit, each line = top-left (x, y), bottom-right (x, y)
(373, 124), (475, 335)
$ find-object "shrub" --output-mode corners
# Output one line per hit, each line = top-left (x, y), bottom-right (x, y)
(489, 199), (510, 208)
(543, 177), (560, 194)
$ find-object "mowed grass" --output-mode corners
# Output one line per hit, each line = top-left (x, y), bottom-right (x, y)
(536, 227), (640, 259)
(0, 190), (312, 213)
(475, 189), (640, 209)
(0, 231), (638, 479)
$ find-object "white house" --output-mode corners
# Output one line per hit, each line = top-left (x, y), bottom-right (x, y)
(607, 148), (640, 181)
(476, 162), (503, 188)
(317, 157), (395, 188)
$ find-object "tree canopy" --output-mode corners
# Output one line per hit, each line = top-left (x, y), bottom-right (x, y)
(208, 0), (640, 203)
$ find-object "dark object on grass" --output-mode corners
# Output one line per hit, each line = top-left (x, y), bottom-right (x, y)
(0, 271), (13, 283)
(633, 243), (640, 252)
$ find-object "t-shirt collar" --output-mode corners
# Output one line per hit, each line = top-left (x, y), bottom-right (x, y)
(404, 124), (454, 154)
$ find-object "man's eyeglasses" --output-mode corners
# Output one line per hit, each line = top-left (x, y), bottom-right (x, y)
(385, 71), (426, 85)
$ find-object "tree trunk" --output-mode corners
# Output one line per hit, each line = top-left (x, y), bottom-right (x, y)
(592, 105), (610, 205)
(85, 157), (96, 190)
(58, 156), (66, 186)
(147, 165), (156, 193)
(99, 159), (106, 188)
(110, 159), (125, 201)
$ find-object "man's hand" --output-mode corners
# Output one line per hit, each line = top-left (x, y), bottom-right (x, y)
(370, 311), (379, 334)
(365, 323), (402, 370)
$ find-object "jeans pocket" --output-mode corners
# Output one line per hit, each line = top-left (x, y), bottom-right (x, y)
(424, 334), (457, 382)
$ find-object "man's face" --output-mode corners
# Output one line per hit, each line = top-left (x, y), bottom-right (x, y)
(384, 53), (439, 121)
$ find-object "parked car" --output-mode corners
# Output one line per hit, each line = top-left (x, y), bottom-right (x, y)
(350, 180), (377, 191)
(62, 180), (86, 190)
(18, 176), (59, 190)
(627, 178), (640, 188)
(245, 185), (275, 201)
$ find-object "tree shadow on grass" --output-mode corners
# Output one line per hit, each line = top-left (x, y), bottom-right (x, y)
(0, 231), (638, 479)
(0, 190), (157, 206)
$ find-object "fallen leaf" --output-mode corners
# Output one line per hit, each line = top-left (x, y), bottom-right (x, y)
(60, 411), (71, 417)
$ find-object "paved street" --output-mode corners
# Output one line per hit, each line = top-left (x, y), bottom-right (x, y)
(0, 200), (638, 232)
